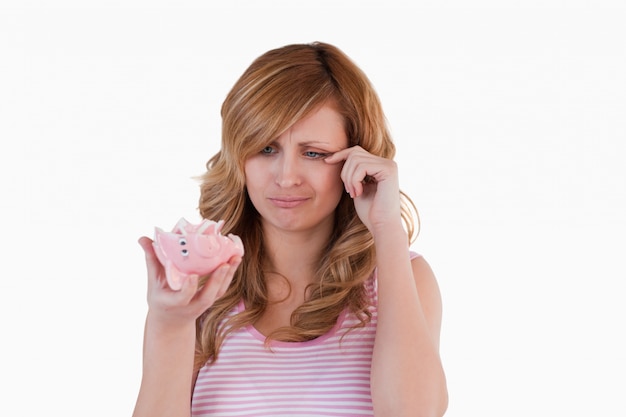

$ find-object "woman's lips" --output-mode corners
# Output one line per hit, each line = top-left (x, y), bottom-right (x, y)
(268, 197), (309, 208)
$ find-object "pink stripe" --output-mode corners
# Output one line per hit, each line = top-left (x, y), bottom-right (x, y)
(193, 385), (371, 398)
(196, 376), (371, 388)
(194, 404), (373, 412)
(192, 402), (373, 413)
(194, 390), (371, 400)
(205, 361), (371, 367)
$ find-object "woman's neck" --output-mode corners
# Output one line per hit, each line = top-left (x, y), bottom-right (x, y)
(253, 221), (334, 335)
(261, 222), (333, 288)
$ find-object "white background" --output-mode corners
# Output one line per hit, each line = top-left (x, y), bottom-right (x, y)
(1, 0), (625, 416)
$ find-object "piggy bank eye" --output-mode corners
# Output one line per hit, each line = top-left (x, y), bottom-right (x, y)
(179, 238), (189, 257)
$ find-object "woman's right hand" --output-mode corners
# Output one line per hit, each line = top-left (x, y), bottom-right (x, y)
(138, 236), (241, 326)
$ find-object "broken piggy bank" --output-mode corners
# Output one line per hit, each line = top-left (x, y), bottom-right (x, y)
(153, 218), (244, 290)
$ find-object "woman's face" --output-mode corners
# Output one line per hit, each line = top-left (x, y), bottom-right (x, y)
(244, 103), (348, 236)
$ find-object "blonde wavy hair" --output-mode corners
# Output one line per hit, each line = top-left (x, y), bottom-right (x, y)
(195, 42), (418, 370)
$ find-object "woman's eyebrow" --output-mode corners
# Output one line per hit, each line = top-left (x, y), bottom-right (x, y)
(299, 140), (330, 146)
(299, 141), (345, 152)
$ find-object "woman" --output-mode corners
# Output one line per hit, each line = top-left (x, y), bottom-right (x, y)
(133, 42), (447, 417)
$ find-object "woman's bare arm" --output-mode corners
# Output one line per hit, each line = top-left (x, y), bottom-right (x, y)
(370, 225), (448, 417)
(132, 237), (239, 417)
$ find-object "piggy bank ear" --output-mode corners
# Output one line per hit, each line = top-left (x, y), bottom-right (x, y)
(172, 218), (190, 234)
(153, 227), (165, 249)
(197, 219), (223, 235)
(152, 228), (168, 268)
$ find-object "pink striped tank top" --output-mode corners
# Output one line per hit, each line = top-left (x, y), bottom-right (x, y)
(191, 253), (418, 416)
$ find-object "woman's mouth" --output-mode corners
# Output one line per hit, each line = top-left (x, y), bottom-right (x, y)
(268, 197), (309, 208)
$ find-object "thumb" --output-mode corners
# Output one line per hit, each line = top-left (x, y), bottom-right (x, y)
(138, 236), (162, 279)
(176, 274), (199, 303)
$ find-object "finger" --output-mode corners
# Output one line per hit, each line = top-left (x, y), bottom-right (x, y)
(342, 157), (371, 198)
(176, 274), (199, 303)
(323, 145), (363, 164)
(352, 179), (365, 198)
(216, 268), (235, 299)
(323, 151), (345, 164)
(337, 155), (358, 196)
(138, 235), (155, 258)
(216, 257), (241, 298)
(194, 264), (231, 306)
(138, 236), (162, 279)
(228, 255), (243, 268)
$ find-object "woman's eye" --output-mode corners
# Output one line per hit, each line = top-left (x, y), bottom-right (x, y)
(304, 151), (328, 159)
(261, 146), (275, 154)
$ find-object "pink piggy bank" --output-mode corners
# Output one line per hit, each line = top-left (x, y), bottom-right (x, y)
(152, 218), (244, 291)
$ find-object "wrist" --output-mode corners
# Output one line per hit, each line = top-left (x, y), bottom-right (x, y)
(370, 221), (408, 244)
(146, 309), (197, 336)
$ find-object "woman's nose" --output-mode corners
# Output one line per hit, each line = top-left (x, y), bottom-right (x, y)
(274, 154), (302, 187)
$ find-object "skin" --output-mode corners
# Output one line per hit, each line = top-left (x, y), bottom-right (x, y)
(133, 102), (447, 417)
(243, 103), (348, 325)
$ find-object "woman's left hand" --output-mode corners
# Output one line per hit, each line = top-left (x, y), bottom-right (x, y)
(325, 146), (402, 235)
